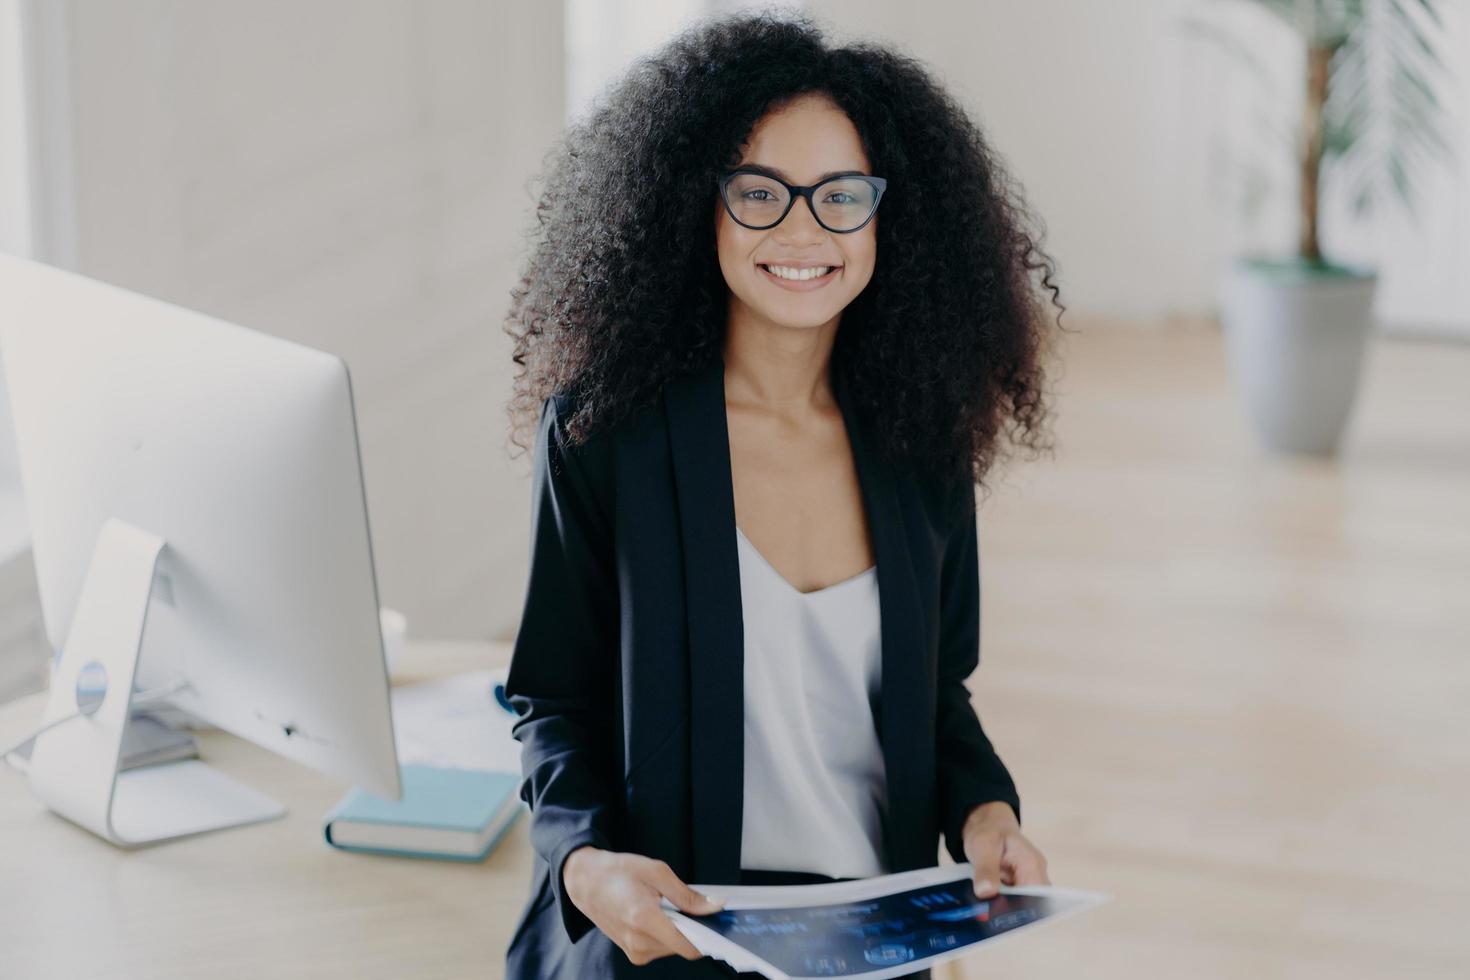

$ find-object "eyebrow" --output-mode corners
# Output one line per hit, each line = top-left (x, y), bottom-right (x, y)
(734, 162), (868, 182)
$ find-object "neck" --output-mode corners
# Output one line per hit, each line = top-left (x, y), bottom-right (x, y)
(721, 300), (841, 415)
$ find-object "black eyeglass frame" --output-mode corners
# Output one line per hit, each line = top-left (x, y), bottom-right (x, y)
(717, 169), (888, 234)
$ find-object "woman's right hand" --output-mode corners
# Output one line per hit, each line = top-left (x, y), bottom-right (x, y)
(562, 845), (726, 965)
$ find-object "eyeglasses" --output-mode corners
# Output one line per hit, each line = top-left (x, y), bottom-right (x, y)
(717, 169), (887, 234)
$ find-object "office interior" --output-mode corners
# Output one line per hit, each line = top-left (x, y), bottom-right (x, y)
(0, 2), (1466, 978)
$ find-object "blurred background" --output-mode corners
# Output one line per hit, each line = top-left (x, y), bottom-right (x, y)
(0, 1), (1466, 977)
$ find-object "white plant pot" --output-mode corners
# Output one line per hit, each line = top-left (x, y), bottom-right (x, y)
(1219, 257), (1377, 456)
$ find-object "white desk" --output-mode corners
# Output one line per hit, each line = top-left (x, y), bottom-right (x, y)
(0, 640), (532, 980)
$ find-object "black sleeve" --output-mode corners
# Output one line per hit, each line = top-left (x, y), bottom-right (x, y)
(934, 483), (1023, 865)
(503, 394), (620, 946)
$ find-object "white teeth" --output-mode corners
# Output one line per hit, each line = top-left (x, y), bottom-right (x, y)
(763, 264), (834, 281)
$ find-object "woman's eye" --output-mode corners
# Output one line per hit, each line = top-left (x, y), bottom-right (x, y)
(743, 189), (774, 201)
(825, 192), (854, 204)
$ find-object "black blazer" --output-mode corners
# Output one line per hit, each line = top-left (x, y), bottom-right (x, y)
(503, 352), (1022, 979)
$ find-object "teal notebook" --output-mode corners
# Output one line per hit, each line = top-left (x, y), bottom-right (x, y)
(323, 765), (526, 862)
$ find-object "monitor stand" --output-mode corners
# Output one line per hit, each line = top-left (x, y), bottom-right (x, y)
(26, 518), (286, 846)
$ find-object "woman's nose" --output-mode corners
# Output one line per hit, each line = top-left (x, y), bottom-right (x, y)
(773, 195), (827, 243)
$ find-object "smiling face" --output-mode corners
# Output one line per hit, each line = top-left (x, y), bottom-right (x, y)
(715, 92), (878, 334)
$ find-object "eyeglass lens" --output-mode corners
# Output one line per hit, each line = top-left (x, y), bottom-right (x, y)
(724, 173), (879, 231)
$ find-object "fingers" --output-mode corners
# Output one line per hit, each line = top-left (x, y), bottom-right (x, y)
(647, 859), (726, 915)
(616, 859), (722, 965)
(1002, 834), (1051, 887)
(616, 896), (705, 965)
(1005, 847), (1050, 886)
(965, 828), (1005, 898)
(638, 903), (706, 962)
(967, 813), (1055, 896)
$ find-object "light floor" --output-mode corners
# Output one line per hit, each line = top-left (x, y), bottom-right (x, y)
(940, 320), (1469, 980)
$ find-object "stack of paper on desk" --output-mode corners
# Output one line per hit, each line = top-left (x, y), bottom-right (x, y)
(389, 667), (523, 772)
(4, 712), (198, 773)
(660, 863), (1110, 980)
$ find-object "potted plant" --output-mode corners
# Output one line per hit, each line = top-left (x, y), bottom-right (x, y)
(1190, 0), (1458, 455)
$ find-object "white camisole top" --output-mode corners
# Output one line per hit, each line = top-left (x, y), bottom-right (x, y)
(735, 524), (889, 879)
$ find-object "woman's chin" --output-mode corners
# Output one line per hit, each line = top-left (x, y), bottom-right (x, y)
(762, 310), (839, 331)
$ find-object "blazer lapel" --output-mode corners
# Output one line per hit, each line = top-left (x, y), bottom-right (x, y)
(664, 355), (745, 885)
(664, 352), (928, 884)
(833, 366), (930, 874)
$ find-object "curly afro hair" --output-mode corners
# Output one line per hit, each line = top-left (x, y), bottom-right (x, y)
(505, 9), (1066, 499)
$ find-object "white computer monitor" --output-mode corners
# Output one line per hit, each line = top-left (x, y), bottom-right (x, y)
(0, 253), (401, 846)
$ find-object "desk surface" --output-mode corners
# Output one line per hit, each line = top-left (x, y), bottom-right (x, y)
(0, 640), (533, 980)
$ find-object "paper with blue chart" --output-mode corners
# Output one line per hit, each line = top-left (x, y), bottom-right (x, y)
(661, 863), (1109, 980)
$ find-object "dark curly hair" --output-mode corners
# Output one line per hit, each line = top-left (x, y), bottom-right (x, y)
(505, 10), (1066, 499)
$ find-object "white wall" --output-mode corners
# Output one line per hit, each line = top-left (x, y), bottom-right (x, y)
(565, 0), (708, 124)
(805, 0), (1470, 337)
(30, 0), (565, 639)
(0, 1), (49, 699)
(0, 0), (35, 487)
(565, 0), (807, 124)
(5, 0), (1463, 655)
(0, 0), (32, 260)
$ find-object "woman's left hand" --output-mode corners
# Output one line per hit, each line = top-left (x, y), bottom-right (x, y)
(960, 800), (1050, 898)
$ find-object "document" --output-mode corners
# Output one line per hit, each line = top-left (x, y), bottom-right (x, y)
(660, 863), (1109, 980)
(390, 668), (522, 773)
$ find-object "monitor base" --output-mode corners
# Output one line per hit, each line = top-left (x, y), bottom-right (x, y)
(108, 758), (285, 845)
(27, 518), (286, 846)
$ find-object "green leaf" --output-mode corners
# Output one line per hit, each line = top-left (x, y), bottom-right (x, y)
(1410, 0), (1445, 29)
(1405, 66), (1440, 108)
(1326, 49), (1370, 110)
(1386, 150), (1420, 221)
(1350, 179), (1375, 218)
(1249, 0), (1308, 35)
(1390, 75), (1454, 158)
(1387, 0), (1444, 67)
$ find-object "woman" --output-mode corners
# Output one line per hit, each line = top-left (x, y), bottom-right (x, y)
(502, 12), (1064, 979)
